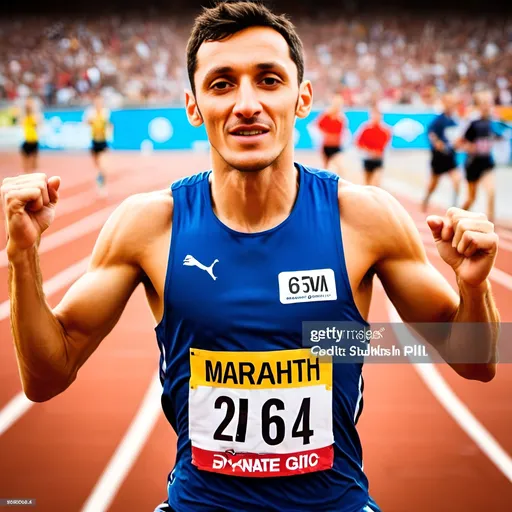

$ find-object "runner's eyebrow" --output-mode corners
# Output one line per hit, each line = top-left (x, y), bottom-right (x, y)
(203, 66), (234, 85)
(202, 62), (288, 85)
(255, 62), (287, 76)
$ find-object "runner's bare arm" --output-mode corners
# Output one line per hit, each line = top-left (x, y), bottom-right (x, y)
(428, 132), (445, 151)
(365, 188), (498, 381)
(7, 192), (167, 402)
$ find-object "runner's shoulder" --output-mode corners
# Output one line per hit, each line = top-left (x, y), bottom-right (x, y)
(120, 187), (173, 235)
(96, 188), (173, 264)
(337, 180), (418, 258)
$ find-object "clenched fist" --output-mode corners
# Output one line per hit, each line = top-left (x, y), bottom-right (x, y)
(427, 207), (498, 288)
(1, 173), (61, 255)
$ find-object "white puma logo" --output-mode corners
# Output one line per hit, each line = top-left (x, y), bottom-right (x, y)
(183, 255), (219, 280)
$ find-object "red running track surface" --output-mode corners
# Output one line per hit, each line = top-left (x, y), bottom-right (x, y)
(0, 150), (511, 511)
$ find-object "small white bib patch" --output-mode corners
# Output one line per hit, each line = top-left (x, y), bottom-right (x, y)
(278, 269), (337, 304)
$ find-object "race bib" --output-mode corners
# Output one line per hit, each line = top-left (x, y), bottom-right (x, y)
(189, 348), (334, 477)
(476, 137), (493, 155)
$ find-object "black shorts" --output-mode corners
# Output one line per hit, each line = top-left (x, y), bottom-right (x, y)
(431, 150), (457, 175)
(465, 156), (494, 183)
(21, 142), (38, 156)
(363, 159), (383, 172)
(323, 145), (342, 160)
(91, 141), (108, 154)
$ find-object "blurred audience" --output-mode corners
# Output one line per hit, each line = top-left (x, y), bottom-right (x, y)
(0, 11), (510, 108)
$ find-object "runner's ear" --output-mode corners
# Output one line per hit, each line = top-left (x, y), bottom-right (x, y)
(296, 81), (313, 119)
(185, 90), (203, 127)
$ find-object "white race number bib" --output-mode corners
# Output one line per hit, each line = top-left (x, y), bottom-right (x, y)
(189, 348), (334, 477)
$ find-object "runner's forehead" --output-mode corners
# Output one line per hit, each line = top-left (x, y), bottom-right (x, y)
(195, 27), (295, 82)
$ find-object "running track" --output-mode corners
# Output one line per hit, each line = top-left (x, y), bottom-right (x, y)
(0, 150), (511, 511)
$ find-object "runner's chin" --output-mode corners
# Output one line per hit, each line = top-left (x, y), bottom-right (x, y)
(225, 149), (280, 173)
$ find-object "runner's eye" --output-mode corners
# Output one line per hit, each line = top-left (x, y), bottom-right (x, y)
(261, 77), (280, 87)
(211, 81), (231, 91)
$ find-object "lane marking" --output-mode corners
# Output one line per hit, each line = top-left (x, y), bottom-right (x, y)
(386, 301), (512, 483)
(0, 164), (137, 228)
(414, 220), (512, 253)
(0, 169), (173, 268)
(0, 256), (90, 435)
(0, 393), (33, 437)
(0, 165), (173, 433)
(0, 159), (134, 193)
(80, 371), (162, 512)
(496, 228), (512, 243)
(0, 207), (115, 269)
(418, 231), (512, 291)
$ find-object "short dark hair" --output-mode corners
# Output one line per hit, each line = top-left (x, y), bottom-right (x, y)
(186, 0), (305, 95)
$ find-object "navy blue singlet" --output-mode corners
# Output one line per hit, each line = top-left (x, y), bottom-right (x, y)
(154, 163), (380, 512)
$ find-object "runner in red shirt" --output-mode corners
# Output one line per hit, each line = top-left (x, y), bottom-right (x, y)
(317, 93), (346, 175)
(355, 106), (392, 186)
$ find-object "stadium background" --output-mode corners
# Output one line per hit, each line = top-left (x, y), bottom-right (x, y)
(1, 0), (512, 510)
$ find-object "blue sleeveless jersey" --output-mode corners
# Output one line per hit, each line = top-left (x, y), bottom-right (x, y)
(155, 163), (380, 512)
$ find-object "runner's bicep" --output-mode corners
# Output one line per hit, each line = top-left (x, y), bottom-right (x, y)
(377, 257), (458, 325)
(53, 261), (141, 373)
(373, 199), (458, 346)
(53, 200), (143, 373)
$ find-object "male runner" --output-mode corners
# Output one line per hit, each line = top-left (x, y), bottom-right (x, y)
(461, 91), (499, 222)
(2, 3), (500, 512)
(354, 106), (391, 187)
(422, 93), (462, 212)
(83, 94), (112, 196)
(317, 93), (346, 175)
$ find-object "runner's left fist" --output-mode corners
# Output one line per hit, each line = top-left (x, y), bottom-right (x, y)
(426, 207), (498, 287)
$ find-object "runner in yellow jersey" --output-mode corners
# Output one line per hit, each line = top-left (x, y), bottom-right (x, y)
(84, 95), (112, 197)
(19, 97), (41, 173)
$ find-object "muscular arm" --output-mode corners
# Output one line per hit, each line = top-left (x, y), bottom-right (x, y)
(8, 196), (149, 402)
(367, 189), (498, 381)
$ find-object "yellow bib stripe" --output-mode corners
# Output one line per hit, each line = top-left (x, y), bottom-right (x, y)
(190, 348), (332, 390)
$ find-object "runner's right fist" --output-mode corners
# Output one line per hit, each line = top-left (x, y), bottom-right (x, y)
(1, 173), (61, 255)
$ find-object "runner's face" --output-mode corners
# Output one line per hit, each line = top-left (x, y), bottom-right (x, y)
(25, 98), (34, 114)
(188, 26), (311, 172)
(443, 95), (456, 114)
(480, 97), (493, 117)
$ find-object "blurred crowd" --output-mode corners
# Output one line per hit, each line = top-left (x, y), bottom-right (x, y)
(0, 11), (511, 108)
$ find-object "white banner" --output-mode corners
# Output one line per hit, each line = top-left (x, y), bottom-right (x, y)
(0, 126), (23, 149)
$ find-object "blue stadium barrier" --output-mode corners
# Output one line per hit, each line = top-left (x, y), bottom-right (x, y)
(10, 106), (510, 163)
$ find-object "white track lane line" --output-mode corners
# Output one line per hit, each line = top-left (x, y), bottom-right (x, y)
(496, 228), (512, 243)
(0, 256), (90, 436)
(0, 157), (135, 193)
(80, 371), (162, 512)
(0, 167), (173, 433)
(0, 206), (115, 269)
(0, 393), (33, 438)
(0, 206), (114, 269)
(418, 231), (512, 291)
(0, 169), (173, 268)
(414, 218), (512, 253)
(82, 174), (512, 509)
(386, 301), (512, 483)
(37, 166), (141, 217)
